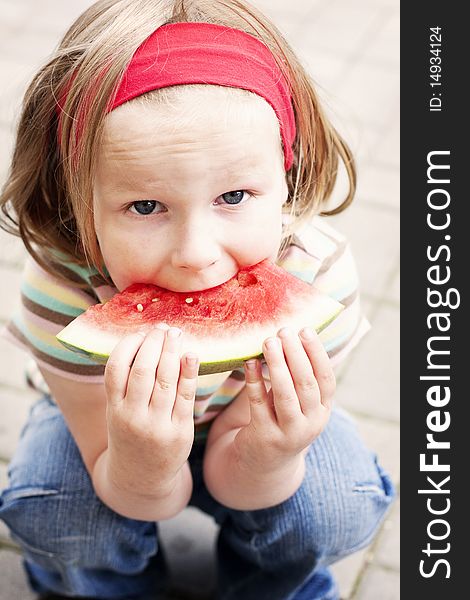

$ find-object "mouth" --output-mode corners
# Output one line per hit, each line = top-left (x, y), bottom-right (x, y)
(167, 274), (237, 294)
(154, 261), (267, 293)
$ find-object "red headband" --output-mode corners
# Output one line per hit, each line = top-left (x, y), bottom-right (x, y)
(68, 23), (295, 170)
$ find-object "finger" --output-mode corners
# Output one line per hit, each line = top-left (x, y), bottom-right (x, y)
(125, 326), (167, 409)
(150, 327), (183, 417)
(262, 336), (302, 426)
(105, 332), (146, 407)
(243, 358), (276, 425)
(278, 327), (321, 415)
(171, 353), (199, 424)
(299, 328), (336, 410)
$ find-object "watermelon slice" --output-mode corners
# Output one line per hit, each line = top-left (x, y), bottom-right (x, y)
(57, 260), (343, 375)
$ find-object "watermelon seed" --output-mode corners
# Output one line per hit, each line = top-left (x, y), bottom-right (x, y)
(136, 303), (144, 312)
(151, 298), (159, 303)
(185, 297), (194, 304)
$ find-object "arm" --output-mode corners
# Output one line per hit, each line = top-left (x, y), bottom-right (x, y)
(203, 385), (307, 510)
(40, 328), (198, 521)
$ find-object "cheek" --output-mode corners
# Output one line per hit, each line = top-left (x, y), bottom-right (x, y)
(232, 205), (283, 264)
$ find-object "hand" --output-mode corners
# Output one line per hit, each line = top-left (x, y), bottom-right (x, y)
(236, 326), (334, 473)
(104, 324), (199, 496)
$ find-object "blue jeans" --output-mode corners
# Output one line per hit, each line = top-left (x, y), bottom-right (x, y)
(0, 396), (394, 599)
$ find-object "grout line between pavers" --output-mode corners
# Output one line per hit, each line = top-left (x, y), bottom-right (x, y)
(356, 198), (399, 215)
(0, 381), (34, 395)
(348, 491), (400, 599)
(0, 538), (21, 553)
(348, 4), (398, 67)
(335, 281), (399, 387)
(346, 406), (399, 427)
(329, 5), (398, 95)
(361, 292), (399, 308)
(297, 5), (399, 77)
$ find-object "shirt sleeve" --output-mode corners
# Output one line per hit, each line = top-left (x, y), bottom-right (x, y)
(3, 257), (107, 383)
(281, 217), (370, 368)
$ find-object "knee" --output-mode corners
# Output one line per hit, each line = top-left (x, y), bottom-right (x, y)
(0, 397), (157, 572)
(0, 478), (158, 573)
(296, 453), (395, 564)
(245, 448), (394, 566)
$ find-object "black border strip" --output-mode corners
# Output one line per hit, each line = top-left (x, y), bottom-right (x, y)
(401, 4), (466, 595)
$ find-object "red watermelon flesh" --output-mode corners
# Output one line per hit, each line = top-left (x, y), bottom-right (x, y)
(57, 260), (343, 375)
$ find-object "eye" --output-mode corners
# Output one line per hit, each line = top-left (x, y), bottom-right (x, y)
(129, 201), (164, 215)
(219, 190), (248, 205)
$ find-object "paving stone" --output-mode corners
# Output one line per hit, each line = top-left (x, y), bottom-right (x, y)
(159, 506), (218, 597)
(385, 267), (400, 305)
(0, 550), (36, 600)
(355, 161), (400, 211)
(334, 303), (399, 423)
(294, 0), (384, 59)
(0, 387), (39, 462)
(0, 336), (30, 391)
(0, 125), (14, 185)
(353, 415), (400, 486)
(0, 0), (34, 31)
(372, 107), (400, 169)
(336, 61), (399, 130)
(0, 57), (37, 127)
(0, 461), (14, 547)
(253, 0), (324, 38)
(0, 521), (11, 549)
(331, 548), (368, 599)
(359, 12), (400, 67)
(0, 229), (26, 269)
(16, 0), (96, 37)
(296, 49), (348, 97)
(373, 496), (400, 571)
(348, 125), (384, 166)
(325, 139), (398, 217)
(0, 461), (7, 489)
(353, 564), (399, 600)
(329, 204), (399, 301)
(0, 266), (22, 323)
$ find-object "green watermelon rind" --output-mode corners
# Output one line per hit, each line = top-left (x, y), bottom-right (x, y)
(57, 306), (343, 375)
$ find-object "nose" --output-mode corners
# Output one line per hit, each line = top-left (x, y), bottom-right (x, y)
(171, 217), (221, 272)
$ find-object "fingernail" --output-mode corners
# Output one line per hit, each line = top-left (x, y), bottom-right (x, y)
(300, 327), (315, 340)
(156, 322), (169, 330)
(168, 327), (182, 338)
(278, 327), (292, 338)
(245, 359), (257, 370)
(265, 337), (280, 350)
(185, 354), (199, 367)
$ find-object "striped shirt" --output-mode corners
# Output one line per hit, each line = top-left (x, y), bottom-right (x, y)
(4, 216), (369, 440)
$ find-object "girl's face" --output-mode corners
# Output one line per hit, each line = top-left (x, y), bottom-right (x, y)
(93, 87), (288, 292)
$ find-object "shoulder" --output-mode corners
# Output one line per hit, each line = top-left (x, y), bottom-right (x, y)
(5, 255), (117, 386)
(279, 216), (355, 296)
(34, 251), (117, 303)
(20, 253), (118, 312)
(279, 217), (370, 367)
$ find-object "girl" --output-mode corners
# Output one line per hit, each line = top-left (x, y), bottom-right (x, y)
(0, 1), (394, 599)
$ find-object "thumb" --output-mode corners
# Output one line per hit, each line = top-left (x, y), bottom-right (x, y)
(243, 359), (273, 424)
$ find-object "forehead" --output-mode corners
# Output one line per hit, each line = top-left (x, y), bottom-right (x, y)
(98, 85), (283, 171)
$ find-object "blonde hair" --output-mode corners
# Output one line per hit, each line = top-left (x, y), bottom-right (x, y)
(0, 0), (356, 282)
